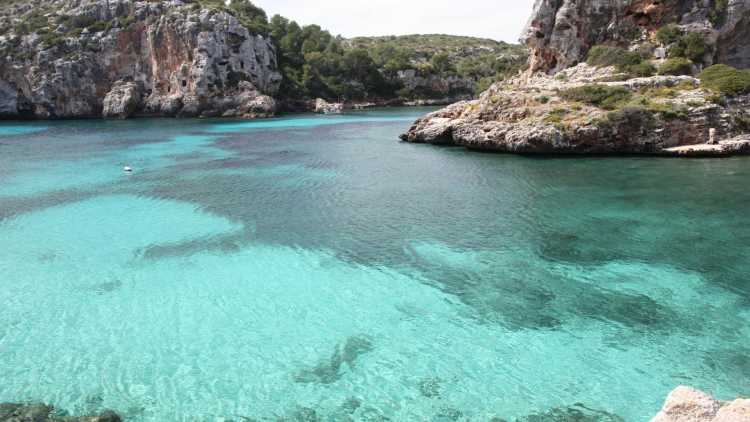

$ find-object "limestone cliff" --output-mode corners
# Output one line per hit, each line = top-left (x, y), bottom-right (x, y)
(0, 0), (281, 119)
(522, 0), (750, 74)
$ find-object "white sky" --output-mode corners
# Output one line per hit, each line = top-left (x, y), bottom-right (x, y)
(251, 0), (536, 43)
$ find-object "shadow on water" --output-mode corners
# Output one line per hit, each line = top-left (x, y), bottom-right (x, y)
(135, 233), (248, 260)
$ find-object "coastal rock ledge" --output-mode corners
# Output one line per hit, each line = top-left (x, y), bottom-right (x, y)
(652, 386), (750, 422)
(400, 64), (750, 156)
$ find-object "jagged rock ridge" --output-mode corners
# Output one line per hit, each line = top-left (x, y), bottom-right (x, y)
(523, 0), (750, 74)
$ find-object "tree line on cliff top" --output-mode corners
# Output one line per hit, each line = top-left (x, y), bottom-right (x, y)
(197, 0), (526, 101)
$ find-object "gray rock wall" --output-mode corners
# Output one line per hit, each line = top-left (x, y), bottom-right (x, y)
(521, 0), (750, 74)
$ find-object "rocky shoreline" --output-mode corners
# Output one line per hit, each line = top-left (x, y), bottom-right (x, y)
(400, 0), (750, 157)
(400, 63), (750, 157)
(2, 387), (747, 421)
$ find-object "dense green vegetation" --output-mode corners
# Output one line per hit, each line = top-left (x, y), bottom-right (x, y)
(699, 64), (750, 95)
(655, 25), (711, 63)
(560, 85), (633, 110)
(189, 1), (527, 101)
(267, 28), (526, 100)
(558, 84), (690, 120)
(0, 0), (527, 101)
(586, 45), (655, 77)
(709, 0), (729, 26)
(658, 58), (693, 76)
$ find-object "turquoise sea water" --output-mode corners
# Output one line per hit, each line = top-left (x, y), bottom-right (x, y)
(0, 109), (748, 421)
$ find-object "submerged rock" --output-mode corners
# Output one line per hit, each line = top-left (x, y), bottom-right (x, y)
(294, 335), (374, 384)
(651, 386), (750, 422)
(515, 403), (624, 422)
(0, 403), (121, 422)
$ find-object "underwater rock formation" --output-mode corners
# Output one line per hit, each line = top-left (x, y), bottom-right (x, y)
(0, 403), (121, 422)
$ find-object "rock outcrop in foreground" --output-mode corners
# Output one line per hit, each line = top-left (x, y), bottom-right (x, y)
(0, 403), (120, 422)
(401, 63), (750, 155)
(0, 0), (281, 119)
(652, 386), (750, 422)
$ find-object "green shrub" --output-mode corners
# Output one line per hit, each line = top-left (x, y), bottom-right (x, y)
(587, 45), (655, 77)
(587, 45), (642, 69)
(658, 58), (694, 76)
(669, 32), (710, 62)
(536, 95), (550, 104)
(560, 85), (633, 110)
(710, 0), (729, 26)
(699, 64), (750, 96)
(544, 107), (568, 124)
(595, 107), (655, 132)
(656, 24), (682, 45)
(646, 101), (689, 120)
(642, 87), (678, 98)
(88, 20), (112, 33)
(623, 61), (656, 77)
(39, 33), (65, 48)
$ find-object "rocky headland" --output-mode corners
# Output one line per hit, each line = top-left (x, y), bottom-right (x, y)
(401, 0), (750, 156)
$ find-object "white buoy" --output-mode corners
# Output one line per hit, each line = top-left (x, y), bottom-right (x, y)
(123, 166), (133, 173)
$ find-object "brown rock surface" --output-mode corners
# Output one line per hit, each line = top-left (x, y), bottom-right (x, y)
(651, 386), (750, 422)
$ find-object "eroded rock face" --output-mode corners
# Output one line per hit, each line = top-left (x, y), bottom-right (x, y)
(400, 64), (750, 155)
(651, 386), (750, 422)
(102, 81), (140, 119)
(0, 0), (282, 119)
(522, 0), (750, 74)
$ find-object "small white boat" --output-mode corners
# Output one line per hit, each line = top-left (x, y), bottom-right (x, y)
(123, 166), (133, 173)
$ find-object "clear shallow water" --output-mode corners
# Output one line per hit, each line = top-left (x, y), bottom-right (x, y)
(0, 109), (748, 421)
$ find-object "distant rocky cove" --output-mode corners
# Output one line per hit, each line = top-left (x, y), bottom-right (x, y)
(2, 387), (747, 421)
(400, 0), (750, 156)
